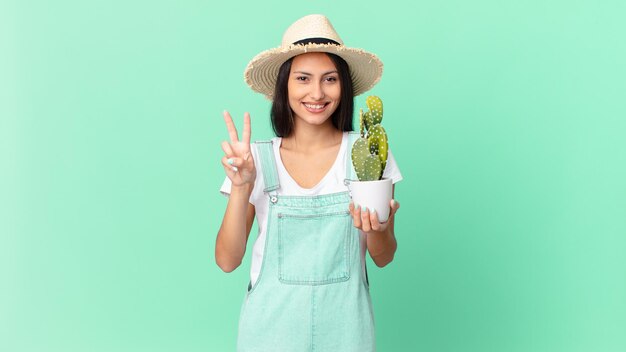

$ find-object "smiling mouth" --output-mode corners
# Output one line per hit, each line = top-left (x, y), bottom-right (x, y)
(302, 102), (329, 112)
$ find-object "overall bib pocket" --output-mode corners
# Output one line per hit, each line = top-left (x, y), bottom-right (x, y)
(277, 211), (351, 285)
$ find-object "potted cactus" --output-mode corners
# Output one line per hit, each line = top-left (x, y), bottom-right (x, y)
(350, 96), (393, 222)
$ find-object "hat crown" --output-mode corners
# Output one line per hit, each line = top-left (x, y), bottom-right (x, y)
(281, 14), (344, 46)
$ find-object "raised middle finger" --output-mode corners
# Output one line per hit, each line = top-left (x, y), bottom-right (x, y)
(242, 112), (251, 145)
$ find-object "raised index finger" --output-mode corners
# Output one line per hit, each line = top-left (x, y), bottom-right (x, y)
(223, 110), (239, 142)
(242, 112), (251, 145)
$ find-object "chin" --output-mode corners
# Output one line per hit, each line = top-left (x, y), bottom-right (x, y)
(299, 113), (334, 126)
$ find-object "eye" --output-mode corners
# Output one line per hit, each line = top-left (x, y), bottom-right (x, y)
(325, 76), (338, 82)
(295, 76), (308, 81)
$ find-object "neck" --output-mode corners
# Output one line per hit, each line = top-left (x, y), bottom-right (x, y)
(282, 119), (343, 153)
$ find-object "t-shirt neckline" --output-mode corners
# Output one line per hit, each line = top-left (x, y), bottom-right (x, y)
(274, 132), (347, 194)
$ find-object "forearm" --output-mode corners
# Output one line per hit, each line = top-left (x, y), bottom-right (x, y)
(216, 184), (253, 272)
(366, 223), (397, 267)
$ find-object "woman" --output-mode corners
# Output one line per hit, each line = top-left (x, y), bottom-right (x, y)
(216, 14), (402, 351)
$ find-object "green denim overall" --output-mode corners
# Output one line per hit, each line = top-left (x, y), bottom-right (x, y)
(237, 133), (375, 352)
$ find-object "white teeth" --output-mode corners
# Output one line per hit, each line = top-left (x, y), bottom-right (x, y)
(304, 103), (326, 109)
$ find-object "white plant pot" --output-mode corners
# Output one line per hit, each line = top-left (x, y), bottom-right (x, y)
(349, 178), (393, 223)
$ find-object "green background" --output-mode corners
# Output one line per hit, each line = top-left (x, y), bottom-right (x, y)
(2, 0), (625, 351)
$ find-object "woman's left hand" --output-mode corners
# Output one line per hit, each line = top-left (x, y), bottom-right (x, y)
(349, 199), (400, 234)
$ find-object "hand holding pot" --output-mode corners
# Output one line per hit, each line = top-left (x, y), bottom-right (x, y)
(349, 199), (400, 234)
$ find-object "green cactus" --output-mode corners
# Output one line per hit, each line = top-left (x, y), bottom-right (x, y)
(366, 96), (383, 125)
(351, 96), (389, 181)
(368, 124), (388, 170)
(352, 137), (373, 181)
(362, 111), (371, 131)
(359, 108), (366, 138)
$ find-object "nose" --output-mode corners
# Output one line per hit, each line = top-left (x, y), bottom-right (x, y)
(309, 81), (325, 101)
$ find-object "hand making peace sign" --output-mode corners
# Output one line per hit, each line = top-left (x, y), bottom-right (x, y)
(221, 111), (256, 187)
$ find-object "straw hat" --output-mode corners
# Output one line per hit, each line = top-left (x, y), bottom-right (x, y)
(244, 14), (383, 99)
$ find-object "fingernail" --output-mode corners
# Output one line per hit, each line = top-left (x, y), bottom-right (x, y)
(227, 158), (234, 165)
(363, 207), (368, 213)
(232, 166), (238, 172)
(391, 199), (395, 207)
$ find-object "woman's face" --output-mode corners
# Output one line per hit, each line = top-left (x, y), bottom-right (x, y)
(287, 52), (341, 128)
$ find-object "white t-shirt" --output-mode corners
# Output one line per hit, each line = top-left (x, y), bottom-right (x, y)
(220, 131), (403, 287)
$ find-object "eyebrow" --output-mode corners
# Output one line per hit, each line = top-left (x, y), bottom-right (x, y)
(292, 70), (339, 76)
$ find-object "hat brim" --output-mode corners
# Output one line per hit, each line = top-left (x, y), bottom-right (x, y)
(244, 43), (383, 99)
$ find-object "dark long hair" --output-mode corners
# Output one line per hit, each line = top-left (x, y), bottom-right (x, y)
(270, 53), (354, 137)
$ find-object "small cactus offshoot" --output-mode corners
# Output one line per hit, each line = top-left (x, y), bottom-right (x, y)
(352, 96), (389, 181)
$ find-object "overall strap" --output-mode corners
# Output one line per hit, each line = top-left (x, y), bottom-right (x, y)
(255, 140), (280, 193)
(344, 132), (360, 185)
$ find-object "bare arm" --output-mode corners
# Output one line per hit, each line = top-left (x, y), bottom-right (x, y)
(215, 111), (256, 272)
(216, 189), (256, 272)
(349, 185), (400, 267)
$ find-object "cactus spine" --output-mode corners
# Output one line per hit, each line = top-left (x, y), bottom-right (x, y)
(351, 96), (389, 181)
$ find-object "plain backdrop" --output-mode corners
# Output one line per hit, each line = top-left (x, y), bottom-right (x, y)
(2, 0), (625, 351)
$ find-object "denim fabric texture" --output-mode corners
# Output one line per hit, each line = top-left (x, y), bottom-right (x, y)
(237, 133), (375, 352)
